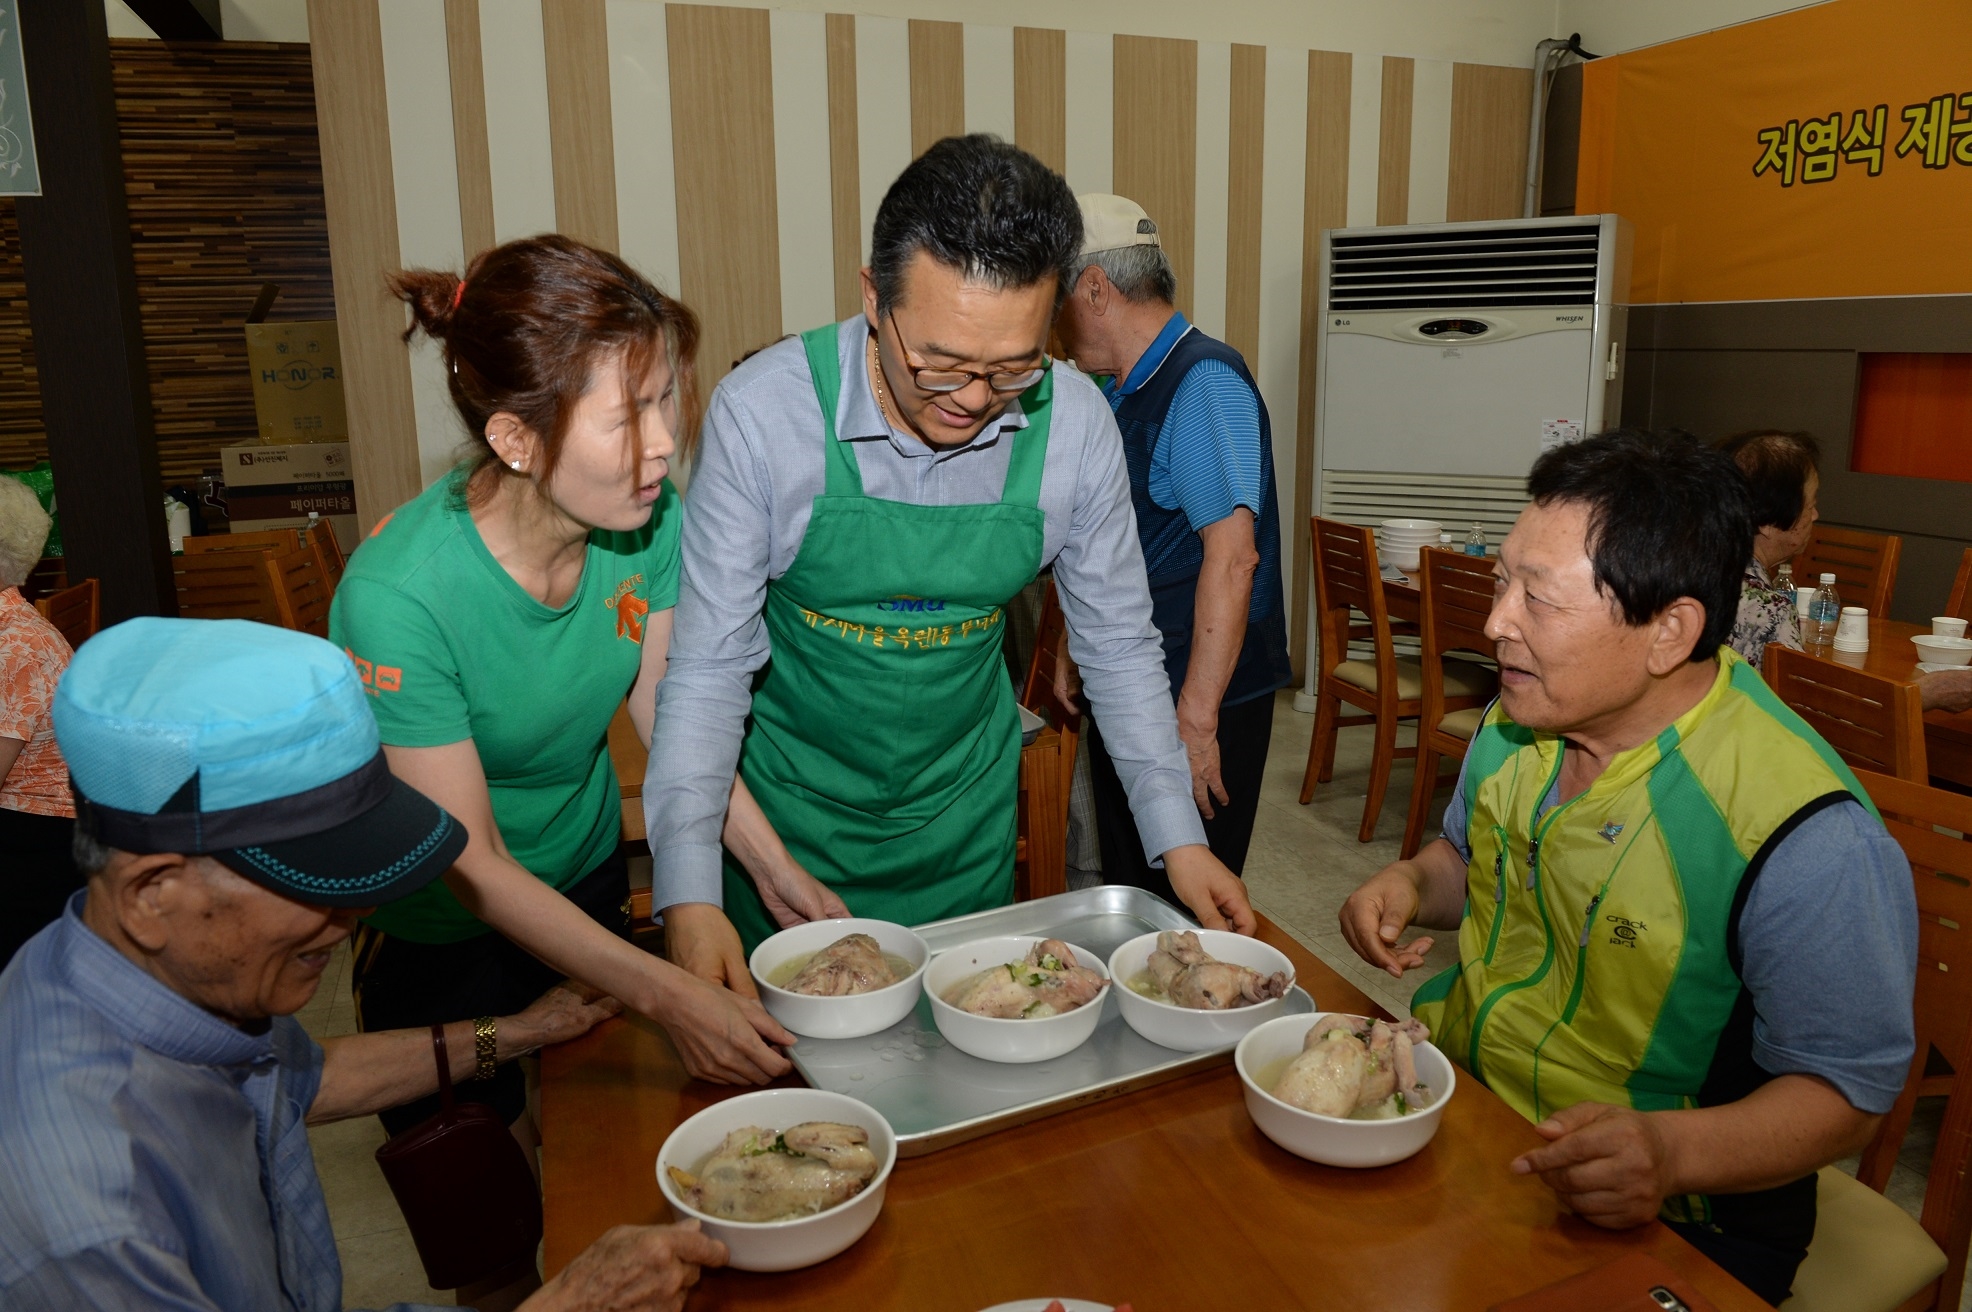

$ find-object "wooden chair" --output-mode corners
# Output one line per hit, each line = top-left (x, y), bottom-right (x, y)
(172, 548), (289, 626)
(1781, 769), (1972, 1312)
(33, 578), (100, 651)
(21, 556), (66, 605)
(1301, 517), (1494, 842)
(1795, 524), (1902, 619)
(1763, 644), (1927, 782)
(1943, 547), (1972, 625)
(265, 544), (332, 637)
(1399, 549), (1501, 859)
(1016, 579), (1080, 902)
(182, 527), (303, 556)
(304, 518), (346, 595)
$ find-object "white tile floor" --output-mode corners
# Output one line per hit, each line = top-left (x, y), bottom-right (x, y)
(301, 689), (1961, 1309)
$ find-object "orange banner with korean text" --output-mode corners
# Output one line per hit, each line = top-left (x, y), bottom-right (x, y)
(1575, 0), (1972, 304)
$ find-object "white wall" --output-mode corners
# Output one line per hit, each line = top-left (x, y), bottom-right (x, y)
(1553, 0), (1833, 55)
(103, 0), (309, 41)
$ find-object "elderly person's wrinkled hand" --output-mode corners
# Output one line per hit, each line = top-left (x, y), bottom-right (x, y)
(1919, 667), (1972, 715)
(527, 1221), (726, 1312)
(1509, 1101), (1676, 1230)
(505, 982), (623, 1053)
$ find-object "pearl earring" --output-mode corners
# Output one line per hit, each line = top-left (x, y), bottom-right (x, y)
(509, 460), (522, 471)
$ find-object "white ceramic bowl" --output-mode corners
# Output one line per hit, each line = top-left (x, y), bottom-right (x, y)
(1377, 545), (1423, 571)
(749, 919), (930, 1040)
(924, 935), (1109, 1064)
(656, 1088), (896, 1272)
(1378, 517), (1443, 538)
(1234, 1013), (1456, 1169)
(1913, 635), (1972, 667)
(1106, 930), (1299, 1052)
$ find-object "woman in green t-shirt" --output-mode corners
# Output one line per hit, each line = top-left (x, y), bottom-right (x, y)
(330, 238), (811, 1172)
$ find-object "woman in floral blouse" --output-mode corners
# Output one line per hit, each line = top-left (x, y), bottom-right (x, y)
(1718, 430), (1820, 669)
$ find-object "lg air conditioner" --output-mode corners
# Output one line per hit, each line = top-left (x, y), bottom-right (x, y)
(1311, 213), (1633, 547)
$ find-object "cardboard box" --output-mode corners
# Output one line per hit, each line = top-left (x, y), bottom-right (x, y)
(220, 441), (358, 552)
(245, 320), (347, 442)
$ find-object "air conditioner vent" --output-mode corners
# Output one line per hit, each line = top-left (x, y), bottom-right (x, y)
(1328, 223), (1601, 311)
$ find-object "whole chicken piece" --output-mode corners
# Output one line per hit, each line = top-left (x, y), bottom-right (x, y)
(1271, 1015), (1432, 1118)
(941, 938), (1108, 1019)
(666, 1121), (879, 1223)
(784, 933), (897, 996)
(1144, 930), (1291, 1009)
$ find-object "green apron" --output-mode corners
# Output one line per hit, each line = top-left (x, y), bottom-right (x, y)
(721, 325), (1052, 952)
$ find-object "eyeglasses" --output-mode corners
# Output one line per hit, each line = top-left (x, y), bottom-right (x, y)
(884, 310), (1049, 394)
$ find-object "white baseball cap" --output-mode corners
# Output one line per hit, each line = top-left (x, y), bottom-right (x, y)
(1076, 194), (1161, 257)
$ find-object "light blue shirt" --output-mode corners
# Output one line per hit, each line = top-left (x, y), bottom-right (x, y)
(0, 897), (445, 1312)
(645, 317), (1206, 908)
(1438, 730), (1917, 1114)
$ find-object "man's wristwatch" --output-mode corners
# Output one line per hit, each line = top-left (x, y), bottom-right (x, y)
(473, 1015), (497, 1082)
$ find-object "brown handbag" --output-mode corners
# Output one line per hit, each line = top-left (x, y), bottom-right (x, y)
(373, 1024), (543, 1290)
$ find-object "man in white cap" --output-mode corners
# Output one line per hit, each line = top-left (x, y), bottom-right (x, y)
(1053, 194), (1293, 907)
(0, 618), (725, 1312)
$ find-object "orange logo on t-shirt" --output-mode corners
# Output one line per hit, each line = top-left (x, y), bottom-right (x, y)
(604, 575), (649, 642)
(344, 647), (403, 695)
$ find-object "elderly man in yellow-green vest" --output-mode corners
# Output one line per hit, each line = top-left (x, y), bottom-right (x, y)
(1340, 430), (1915, 1308)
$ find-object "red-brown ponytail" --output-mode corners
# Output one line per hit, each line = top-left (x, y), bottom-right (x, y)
(388, 235), (701, 499)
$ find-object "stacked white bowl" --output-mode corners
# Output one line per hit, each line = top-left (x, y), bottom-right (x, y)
(1376, 518), (1443, 572)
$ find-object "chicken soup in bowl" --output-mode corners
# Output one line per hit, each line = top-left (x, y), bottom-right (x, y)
(749, 918), (930, 1040)
(656, 1088), (897, 1272)
(924, 935), (1110, 1063)
(1107, 929), (1297, 1052)
(1234, 1012), (1455, 1168)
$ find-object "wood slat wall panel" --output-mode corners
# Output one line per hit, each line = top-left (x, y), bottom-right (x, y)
(444, 0), (496, 259)
(826, 13), (862, 319)
(1223, 44), (1265, 366)
(1447, 63), (1533, 223)
(1377, 55), (1414, 226)
(1113, 34), (1197, 317)
(544, 0), (619, 253)
(909, 19), (965, 158)
(668, 4), (782, 390)
(1296, 49), (1354, 674)
(0, 208), (42, 472)
(1012, 27), (1066, 174)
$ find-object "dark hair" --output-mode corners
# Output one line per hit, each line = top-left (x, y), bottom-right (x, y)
(869, 134), (1082, 315)
(1715, 429), (1820, 531)
(1526, 429), (1753, 664)
(390, 234), (701, 501)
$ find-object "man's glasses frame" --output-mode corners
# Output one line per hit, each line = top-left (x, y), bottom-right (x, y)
(883, 308), (1050, 395)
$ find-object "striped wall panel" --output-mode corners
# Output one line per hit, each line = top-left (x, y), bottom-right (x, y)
(0, 7), (1538, 653)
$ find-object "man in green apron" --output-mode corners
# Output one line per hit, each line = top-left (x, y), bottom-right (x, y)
(645, 135), (1255, 989)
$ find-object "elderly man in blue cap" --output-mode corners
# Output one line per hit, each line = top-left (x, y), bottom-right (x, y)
(0, 619), (725, 1312)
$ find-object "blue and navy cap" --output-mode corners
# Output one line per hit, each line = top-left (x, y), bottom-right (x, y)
(53, 618), (467, 908)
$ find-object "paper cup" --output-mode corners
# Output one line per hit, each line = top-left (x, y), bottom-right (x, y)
(1933, 617), (1968, 640)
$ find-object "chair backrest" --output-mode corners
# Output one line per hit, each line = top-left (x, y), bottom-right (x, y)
(172, 549), (287, 625)
(1795, 524), (1901, 618)
(183, 528), (303, 556)
(1849, 769), (1972, 1309)
(1763, 644), (1927, 781)
(266, 545), (332, 637)
(33, 578), (100, 651)
(304, 519), (346, 595)
(1945, 547), (1972, 625)
(1310, 516), (1395, 681)
(1016, 579), (1078, 902)
(1417, 546), (1497, 724)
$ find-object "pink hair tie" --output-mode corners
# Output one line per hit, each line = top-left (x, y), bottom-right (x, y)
(451, 279), (467, 310)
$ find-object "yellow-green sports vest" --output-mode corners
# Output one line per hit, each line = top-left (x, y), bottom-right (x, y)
(1411, 649), (1875, 1228)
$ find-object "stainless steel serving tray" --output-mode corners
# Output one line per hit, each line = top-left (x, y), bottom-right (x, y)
(787, 886), (1314, 1157)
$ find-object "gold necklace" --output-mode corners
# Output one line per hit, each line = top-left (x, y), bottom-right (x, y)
(867, 334), (895, 425)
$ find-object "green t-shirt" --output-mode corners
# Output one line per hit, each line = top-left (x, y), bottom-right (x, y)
(328, 469), (681, 943)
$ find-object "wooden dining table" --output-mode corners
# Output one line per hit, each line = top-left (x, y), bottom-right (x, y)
(1794, 616), (1972, 787)
(538, 917), (1766, 1311)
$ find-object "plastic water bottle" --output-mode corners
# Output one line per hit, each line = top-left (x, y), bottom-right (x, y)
(1806, 573), (1841, 646)
(1464, 523), (1487, 558)
(1774, 562), (1796, 608)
